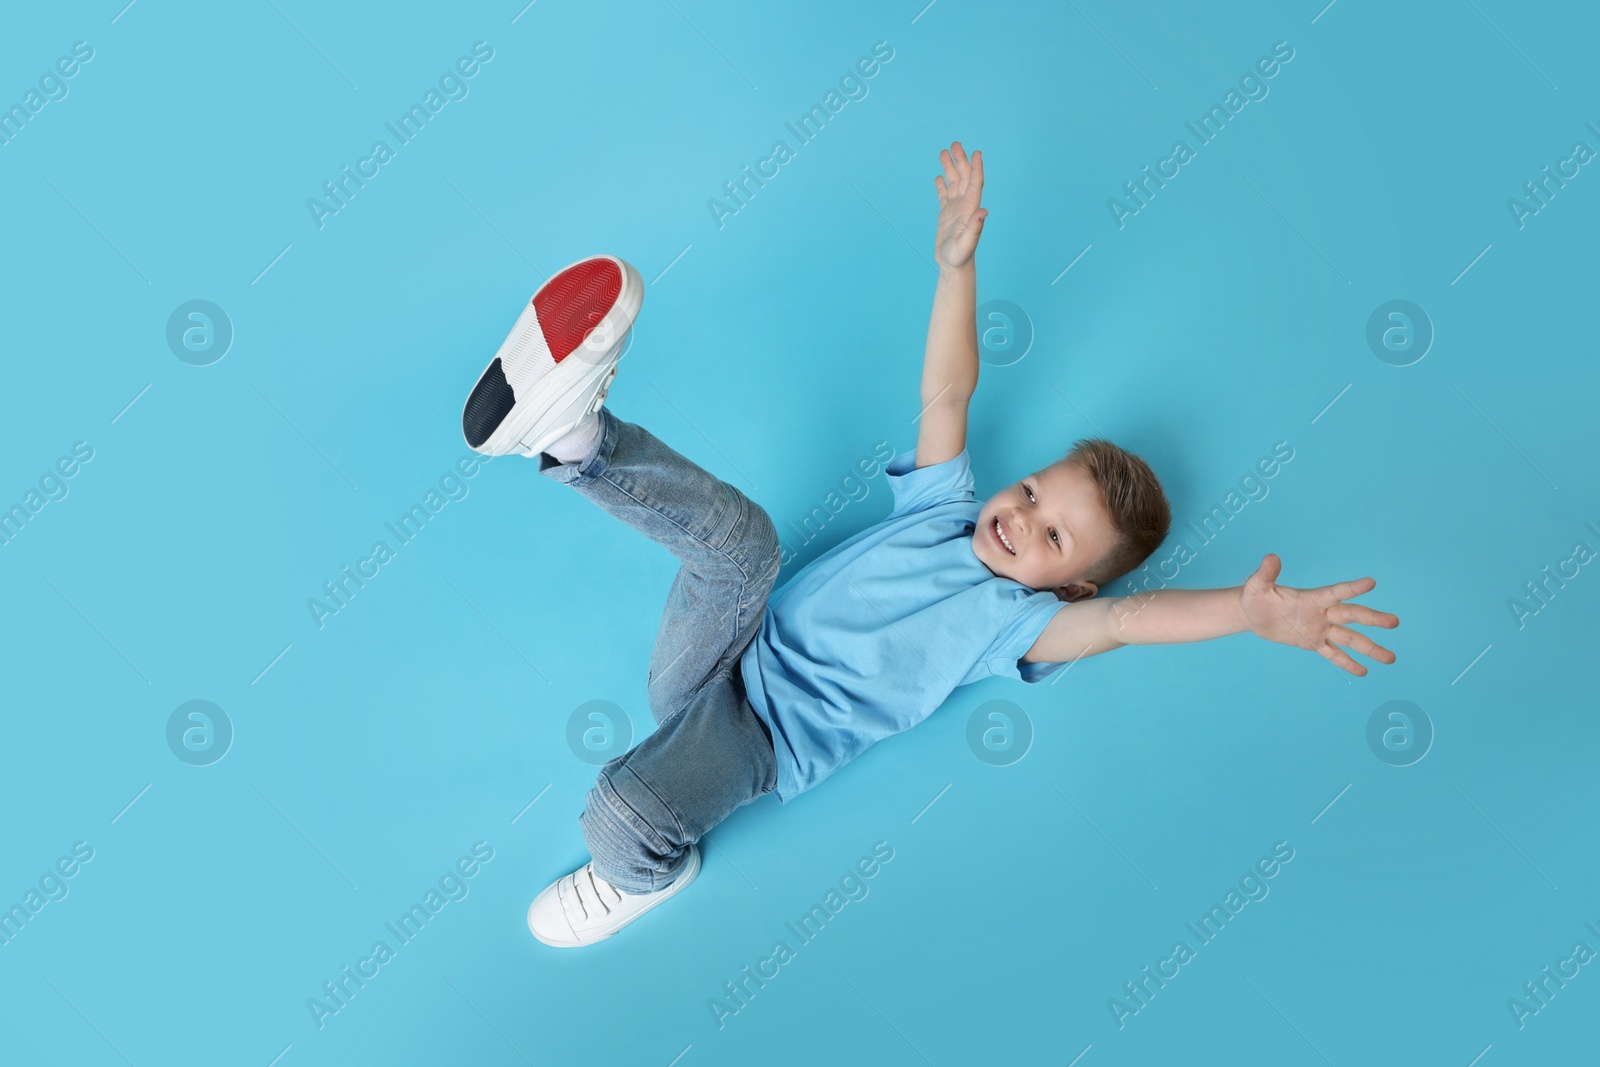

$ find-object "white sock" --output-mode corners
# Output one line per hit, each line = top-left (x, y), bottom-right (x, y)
(543, 412), (602, 464)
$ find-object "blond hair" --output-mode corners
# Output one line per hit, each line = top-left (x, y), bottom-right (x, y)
(1064, 438), (1170, 586)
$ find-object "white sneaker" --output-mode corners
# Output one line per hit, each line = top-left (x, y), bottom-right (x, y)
(526, 845), (701, 948)
(461, 254), (643, 457)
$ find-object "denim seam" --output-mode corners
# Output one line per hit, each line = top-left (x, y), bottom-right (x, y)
(619, 765), (689, 854)
(736, 586), (775, 647)
(595, 768), (678, 858)
(600, 471), (767, 663)
(597, 472), (757, 586)
(731, 497), (781, 636)
(738, 546), (781, 621)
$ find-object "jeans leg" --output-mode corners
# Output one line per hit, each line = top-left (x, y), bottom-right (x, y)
(538, 406), (781, 726)
(579, 667), (777, 893)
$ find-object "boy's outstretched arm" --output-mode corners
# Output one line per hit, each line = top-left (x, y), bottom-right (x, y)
(915, 141), (988, 470)
(1023, 554), (1401, 677)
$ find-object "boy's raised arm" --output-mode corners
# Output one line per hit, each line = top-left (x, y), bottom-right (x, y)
(1024, 554), (1400, 677)
(915, 141), (988, 470)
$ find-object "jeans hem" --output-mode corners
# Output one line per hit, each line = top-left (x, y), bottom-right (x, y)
(582, 765), (686, 894)
(536, 407), (618, 485)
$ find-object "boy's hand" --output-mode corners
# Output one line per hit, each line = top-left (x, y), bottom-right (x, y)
(934, 141), (986, 270)
(1240, 554), (1400, 676)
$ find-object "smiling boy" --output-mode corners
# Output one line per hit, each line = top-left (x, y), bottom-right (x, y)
(459, 141), (1399, 947)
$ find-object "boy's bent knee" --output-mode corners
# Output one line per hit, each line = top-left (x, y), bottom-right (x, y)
(744, 498), (777, 558)
(736, 498), (780, 587)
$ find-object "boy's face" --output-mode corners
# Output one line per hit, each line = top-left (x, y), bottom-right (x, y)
(972, 457), (1121, 601)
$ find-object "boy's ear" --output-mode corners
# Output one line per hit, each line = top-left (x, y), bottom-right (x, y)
(1054, 581), (1099, 603)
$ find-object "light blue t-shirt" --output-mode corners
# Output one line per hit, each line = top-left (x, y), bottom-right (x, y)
(738, 445), (1069, 802)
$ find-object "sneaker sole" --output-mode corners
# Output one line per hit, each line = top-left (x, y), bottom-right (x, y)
(527, 845), (702, 948)
(462, 255), (643, 457)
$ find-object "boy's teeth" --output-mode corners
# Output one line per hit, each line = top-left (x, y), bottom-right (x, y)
(994, 517), (1014, 553)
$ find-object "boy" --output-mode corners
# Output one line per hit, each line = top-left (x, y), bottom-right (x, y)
(459, 142), (1399, 947)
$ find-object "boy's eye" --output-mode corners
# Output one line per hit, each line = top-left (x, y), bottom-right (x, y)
(1023, 483), (1058, 545)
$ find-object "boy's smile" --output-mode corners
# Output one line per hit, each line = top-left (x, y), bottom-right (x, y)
(972, 458), (1121, 601)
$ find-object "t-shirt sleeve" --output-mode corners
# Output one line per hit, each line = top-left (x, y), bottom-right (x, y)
(982, 587), (1070, 684)
(884, 446), (976, 519)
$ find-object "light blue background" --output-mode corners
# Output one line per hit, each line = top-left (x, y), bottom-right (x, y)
(1, 1), (1595, 1064)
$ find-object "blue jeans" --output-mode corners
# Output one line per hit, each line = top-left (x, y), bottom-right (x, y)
(537, 407), (781, 893)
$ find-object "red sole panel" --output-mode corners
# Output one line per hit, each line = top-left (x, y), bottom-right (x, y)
(534, 259), (623, 363)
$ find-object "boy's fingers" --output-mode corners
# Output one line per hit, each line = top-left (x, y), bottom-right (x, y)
(1329, 625), (1395, 663)
(939, 149), (958, 186)
(935, 175), (947, 200)
(1321, 643), (1366, 676)
(1249, 553), (1282, 589)
(951, 143), (971, 183)
(1320, 576), (1375, 604)
(1329, 603), (1398, 628)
